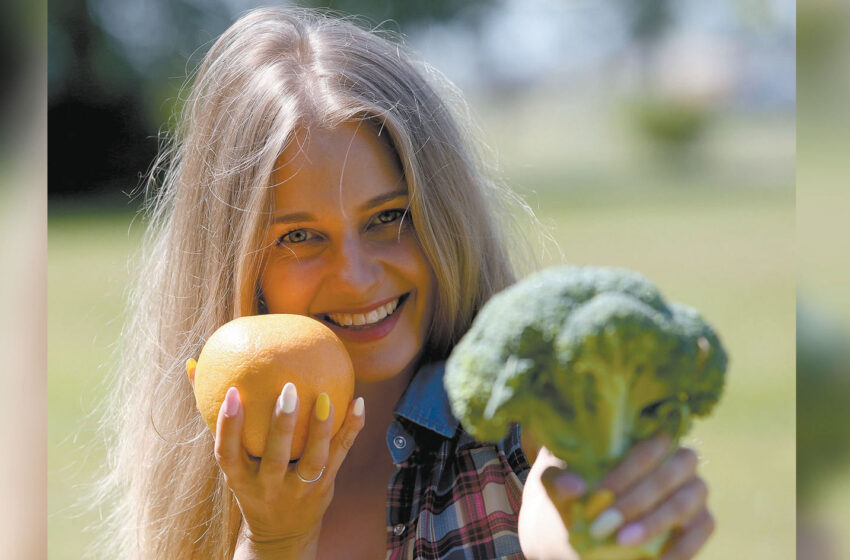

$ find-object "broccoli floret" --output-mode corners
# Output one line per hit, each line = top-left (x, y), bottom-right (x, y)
(444, 265), (727, 559)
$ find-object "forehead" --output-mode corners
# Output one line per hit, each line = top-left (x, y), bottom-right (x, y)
(270, 121), (404, 210)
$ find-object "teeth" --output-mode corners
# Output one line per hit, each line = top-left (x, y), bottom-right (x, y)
(327, 297), (401, 327)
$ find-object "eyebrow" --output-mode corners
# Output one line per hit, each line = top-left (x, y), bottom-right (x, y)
(271, 188), (409, 224)
(361, 188), (408, 211)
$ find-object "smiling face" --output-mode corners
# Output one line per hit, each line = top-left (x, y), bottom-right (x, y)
(259, 121), (437, 383)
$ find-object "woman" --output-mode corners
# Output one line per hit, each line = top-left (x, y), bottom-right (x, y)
(94, 7), (714, 559)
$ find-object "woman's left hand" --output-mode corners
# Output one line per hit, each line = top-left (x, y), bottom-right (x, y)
(519, 433), (715, 560)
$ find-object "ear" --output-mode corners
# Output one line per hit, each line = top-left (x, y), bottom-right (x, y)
(186, 358), (197, 388)
(257, 286), (270, 314)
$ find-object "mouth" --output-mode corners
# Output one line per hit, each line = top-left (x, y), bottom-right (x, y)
(320, 293), (410, 330)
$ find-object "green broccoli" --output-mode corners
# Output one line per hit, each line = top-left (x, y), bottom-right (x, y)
(444, 265), (727, 559)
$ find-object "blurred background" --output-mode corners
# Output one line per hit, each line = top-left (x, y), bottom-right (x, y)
(1, 0), (46, 558)
(43, 0), (802, 559)
(797, 1), (850, 559)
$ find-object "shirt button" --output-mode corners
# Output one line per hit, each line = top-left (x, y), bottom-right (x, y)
(393, 523), (406, 536)
(393, 436), (407, 449)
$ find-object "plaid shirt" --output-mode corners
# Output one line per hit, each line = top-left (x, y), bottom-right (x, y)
(384, 362), (531, 559)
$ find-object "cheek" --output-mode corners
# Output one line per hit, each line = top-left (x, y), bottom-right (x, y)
(384, 236), (434, 286)
(392, 237), (437, 317)
(260, 259), (320, 313)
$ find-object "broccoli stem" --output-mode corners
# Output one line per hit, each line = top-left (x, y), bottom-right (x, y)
(607, 374), (630, 459)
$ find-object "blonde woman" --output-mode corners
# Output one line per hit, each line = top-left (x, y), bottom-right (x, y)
(94, 7), (714, 559)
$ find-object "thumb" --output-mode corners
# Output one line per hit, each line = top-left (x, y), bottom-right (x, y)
(541, 467), (587, 503)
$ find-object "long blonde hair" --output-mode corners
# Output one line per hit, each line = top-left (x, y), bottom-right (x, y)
(91, 7), (537, 559)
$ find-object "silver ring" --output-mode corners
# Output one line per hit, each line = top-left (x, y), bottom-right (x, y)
(295, 463), (326, 483)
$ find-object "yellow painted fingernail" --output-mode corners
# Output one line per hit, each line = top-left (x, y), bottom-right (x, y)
(585, 489), (616, 520)
(186, 358), (197, 380)
(315, 393), (330, 421)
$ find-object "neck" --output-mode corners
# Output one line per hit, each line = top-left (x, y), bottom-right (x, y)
(345, 367), (414, 469)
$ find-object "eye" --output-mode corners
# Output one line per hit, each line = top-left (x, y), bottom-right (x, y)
(373, 209), (406, 226)
(277, 229), (316, 245)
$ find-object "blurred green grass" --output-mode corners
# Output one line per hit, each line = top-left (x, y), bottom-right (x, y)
(48, 209), (143, 559)
(48, 111), (796, 559)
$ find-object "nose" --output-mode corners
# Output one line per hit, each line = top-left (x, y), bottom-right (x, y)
(327, 234), (382, 298)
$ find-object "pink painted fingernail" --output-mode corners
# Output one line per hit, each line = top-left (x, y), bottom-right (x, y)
(617, 522), (646, 546)
(555, 473), (586, 497)
(222, 387), (240, 417)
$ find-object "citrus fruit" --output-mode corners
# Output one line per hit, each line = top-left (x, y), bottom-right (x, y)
(191, 314), (355, 459)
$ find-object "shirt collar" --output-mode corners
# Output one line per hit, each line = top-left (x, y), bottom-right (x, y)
(392, 361), (460, 439)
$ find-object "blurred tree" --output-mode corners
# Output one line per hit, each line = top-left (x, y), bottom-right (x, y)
(300, 0), (489, 26)
(48, 0), (492, 201)
(616, 0), (672, 88)
(49, 0), (159, 201)
(615, 0), (713, 157)
(796, 298), (850, 505)
(0, 0), (36, 153)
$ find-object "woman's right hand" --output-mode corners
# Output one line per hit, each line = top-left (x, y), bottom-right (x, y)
(214, 383), (365, 558)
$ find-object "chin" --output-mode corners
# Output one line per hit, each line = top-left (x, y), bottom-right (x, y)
(348, 345), (423, 384)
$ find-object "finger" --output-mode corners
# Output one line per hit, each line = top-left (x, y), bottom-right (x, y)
(540, 467), (587, 528)
(214, 387), (251, 487)
(291, 392), (333, 485)
(615, 477), (708, 548)
(586, 434), (675, 541)
(324, 397), (366, 477)
(186, 358), (196, 387)
(258, 382), (299, 481)
(541, 468), (587, 503)
(598, 433), (673, 496)
(611, 447), (700, 523)
(658, 508), (716, 560)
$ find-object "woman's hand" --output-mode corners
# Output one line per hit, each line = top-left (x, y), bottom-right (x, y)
(214, 384), (365, 558)
(520, 433), (715, 560)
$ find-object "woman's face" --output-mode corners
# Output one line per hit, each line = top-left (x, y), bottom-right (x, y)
(259, 121), (436, 383)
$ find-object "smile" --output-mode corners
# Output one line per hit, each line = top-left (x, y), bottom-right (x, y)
(323, 293), (409, 329)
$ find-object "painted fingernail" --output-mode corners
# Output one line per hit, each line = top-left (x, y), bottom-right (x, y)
(185, 358), (197, 380)
(353, 397), (364, 417)
(222, 387), (240, 417)
(617, 522), (646, 546)
(585, 489), (616, 520)
(315, 393), (330, 421)
(277, 382), (297, 415)
(553, 473), (586, 498)
(589, 508), (625, 540)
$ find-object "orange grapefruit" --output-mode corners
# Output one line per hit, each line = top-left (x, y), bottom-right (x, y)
(191, 314), (355, 459)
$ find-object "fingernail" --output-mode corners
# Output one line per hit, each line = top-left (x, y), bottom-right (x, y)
(554, 473), (586, 498)
(185, 358), (197, 379)
(353, 397), (364, 417)
(277, 382), (297, 415)
(222, 387), (240, 417)
(617, 522), (646, 546)
(315, 393), (330, 421)
(589, 508), (625, 540)
(585, 489), (616, 520)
